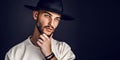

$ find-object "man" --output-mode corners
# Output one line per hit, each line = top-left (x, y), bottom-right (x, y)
(5, 0), (75, 60)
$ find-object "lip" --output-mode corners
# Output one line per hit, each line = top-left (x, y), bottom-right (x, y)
(45, 28), (53, 32)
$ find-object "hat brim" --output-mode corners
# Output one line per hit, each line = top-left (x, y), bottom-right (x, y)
(24, 5), (74, 20)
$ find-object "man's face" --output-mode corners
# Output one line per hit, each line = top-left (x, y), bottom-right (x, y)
(34, 10), (61, 36)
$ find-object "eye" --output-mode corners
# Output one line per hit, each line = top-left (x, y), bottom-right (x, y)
(55, 17), (61, 22)
(44, 14), (50, 18)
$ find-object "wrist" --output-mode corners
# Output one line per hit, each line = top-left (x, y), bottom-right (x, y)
(44, 51), (52, 56)
(45, 52), (55, 60)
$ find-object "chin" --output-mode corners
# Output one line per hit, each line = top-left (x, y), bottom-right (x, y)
(43, 31), (52, 37)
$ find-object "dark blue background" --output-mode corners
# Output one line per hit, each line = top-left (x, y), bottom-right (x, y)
(0, 0), (120, 60)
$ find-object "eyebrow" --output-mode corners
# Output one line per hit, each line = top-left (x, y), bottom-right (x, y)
(43, 11), (52, 16)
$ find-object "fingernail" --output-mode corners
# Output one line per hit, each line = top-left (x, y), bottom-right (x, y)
(43, 34), (45, 35)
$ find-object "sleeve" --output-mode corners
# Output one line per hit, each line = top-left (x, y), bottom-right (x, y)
(5, 52), (10, 60)
(58, 42), (75, 60)
(5, 48), (14, 60)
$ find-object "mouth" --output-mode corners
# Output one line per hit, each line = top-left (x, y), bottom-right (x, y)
(45, 28), (53, 32)
(44, 26), (54, 32)
(41, 26), (54, 36)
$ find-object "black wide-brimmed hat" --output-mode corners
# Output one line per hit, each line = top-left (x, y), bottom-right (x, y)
(24, 0), (74, 20)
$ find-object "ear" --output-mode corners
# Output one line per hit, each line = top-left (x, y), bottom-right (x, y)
(33, 11), (39, 21)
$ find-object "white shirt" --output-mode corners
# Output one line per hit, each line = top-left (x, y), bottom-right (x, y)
(5, 37), (75, 60)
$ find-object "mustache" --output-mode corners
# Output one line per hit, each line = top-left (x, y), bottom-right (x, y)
(36, 25), (54, 37)
(43, 25), (54, 30)
(37, 25), (54, 34)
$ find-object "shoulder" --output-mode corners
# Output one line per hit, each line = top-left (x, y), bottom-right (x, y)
(52, 39), (71, 51)
(52, 39), (76, 59)
(5, 39), (27, 58)
(9, 40), (27, 52)
(52, 39), (69, 46)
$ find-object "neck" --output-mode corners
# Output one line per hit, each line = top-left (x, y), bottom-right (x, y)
(30, 26), (41, 47)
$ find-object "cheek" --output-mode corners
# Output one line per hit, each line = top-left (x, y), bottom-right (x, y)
(54, 22), (59, 29)
(38, 16), (49, 26)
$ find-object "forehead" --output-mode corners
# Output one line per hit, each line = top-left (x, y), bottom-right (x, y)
(39, 10), (61, 17)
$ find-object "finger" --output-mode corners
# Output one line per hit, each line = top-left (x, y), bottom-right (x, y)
(38, 39), (44, 43)
(43, 34), (49, 40)
(39, 35), (47, 41)
(50, 33), (53, 39)
(37, 40), (43, 46)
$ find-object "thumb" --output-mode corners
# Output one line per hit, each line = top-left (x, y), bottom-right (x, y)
(50, 34), (53, 39)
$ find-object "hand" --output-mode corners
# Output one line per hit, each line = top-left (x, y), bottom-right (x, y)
(37, 34), (53, 56)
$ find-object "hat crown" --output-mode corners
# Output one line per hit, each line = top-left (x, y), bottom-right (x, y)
(24, 0), (74, 20)
(36, 0), (63, 13)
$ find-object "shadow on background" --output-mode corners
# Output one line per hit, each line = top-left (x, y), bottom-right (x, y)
(0, 0), (120, 60)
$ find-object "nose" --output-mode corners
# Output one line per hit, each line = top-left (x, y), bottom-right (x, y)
(48, 18), (54, 26)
